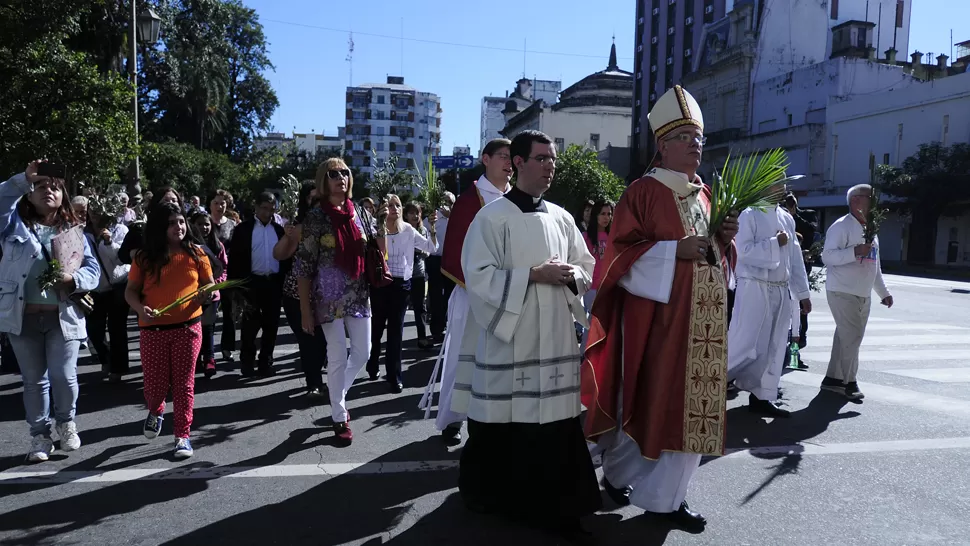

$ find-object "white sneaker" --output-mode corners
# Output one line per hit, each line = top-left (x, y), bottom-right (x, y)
(27, 435), (55, 463)
(56, 421), (81, 452)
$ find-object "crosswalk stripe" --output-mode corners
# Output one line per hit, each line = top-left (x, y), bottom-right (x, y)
(881, 368), (970, 383)
(800, 349), (967, 362)
(808, 323), (968, 333)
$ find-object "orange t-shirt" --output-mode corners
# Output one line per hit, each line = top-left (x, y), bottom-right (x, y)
(130, 246), (213, 327)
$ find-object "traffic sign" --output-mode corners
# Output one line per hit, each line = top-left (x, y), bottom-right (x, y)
(432, 156), (455, 169)
(456, 155), (475, 169)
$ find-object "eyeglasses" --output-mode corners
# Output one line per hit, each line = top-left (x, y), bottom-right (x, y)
(327, 169), (351, 180)
(666, 133), (707, 146)
(528, 155), (558, 165)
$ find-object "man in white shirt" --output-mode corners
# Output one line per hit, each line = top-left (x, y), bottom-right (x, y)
(820, 184), (894, 400)
(727, 197), (812, 418)
(228, 192), (287, 377)
(425, 191), (455, 343)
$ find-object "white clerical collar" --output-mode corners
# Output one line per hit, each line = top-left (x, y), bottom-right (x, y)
(478, 175), (511, 196)
(648, 167), (703, 197)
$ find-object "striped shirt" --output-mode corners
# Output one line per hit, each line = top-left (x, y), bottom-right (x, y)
(130, 247), (213, 327)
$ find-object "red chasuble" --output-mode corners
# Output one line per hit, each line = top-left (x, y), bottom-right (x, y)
(440, 186), (483, 287)
(581, 174), (735, 460)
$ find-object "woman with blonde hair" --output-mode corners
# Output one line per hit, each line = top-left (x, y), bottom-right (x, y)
(366, 194), (436, 394)
(295, 158), (374, 445)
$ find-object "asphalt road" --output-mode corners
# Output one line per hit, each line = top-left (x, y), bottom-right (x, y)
(1, 273), (969, 546)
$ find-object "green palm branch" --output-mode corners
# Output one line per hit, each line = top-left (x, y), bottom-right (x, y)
(150, 279), (248, 318)
(418, 154), (443, 211)
(709, 148), (795, 235)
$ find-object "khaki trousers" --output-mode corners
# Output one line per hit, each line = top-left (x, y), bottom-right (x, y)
(825, 290), (871, 383)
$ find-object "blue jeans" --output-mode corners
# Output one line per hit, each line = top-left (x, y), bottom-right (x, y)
(8, 311), (80, 438)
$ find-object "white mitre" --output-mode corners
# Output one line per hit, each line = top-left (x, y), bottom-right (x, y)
(647, 85), (705, 140)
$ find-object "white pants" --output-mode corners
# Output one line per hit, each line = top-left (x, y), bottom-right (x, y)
(602, 432), (702, 512)
(597, 310), (701, 513)
(322, 316), (371, 424)
(435, 287), (469, 431)
(826, 290), (871, 383)
(727, 280), (791, 401)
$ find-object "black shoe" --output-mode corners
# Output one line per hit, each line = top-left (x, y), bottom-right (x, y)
(441, 425), (462, 446)
(548, 517), (593, 545)
(602, 477), (631, 506)
(726, 379), (738, 393)
(240, 368), (257, 378)
(390, 381), (403, 394)
(747, 394), (791, 418)
(652, 501), (706, 532)
(257, 366), (276, 378)
(417, 338), (433, 350)
(368, 371), (380, 381)
(844, 381), (865, 400)
(820, 376), (845, 394)
(794, 360), (810, 371)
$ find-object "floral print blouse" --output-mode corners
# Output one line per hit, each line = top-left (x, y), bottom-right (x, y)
(293, 207), (371, 324)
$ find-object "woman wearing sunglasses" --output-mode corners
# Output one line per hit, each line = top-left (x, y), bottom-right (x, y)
(295, 159), (373, 446)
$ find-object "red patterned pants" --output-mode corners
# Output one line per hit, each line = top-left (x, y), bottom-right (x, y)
(140, 322), (202, 439)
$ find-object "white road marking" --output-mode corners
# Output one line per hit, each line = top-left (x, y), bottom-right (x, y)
(881, 368), (970, 383)
(781, 372), (970, 419)
(809, 323), (969, 333)
(800, 349), (968, 362)
(4, 437), (970, 484)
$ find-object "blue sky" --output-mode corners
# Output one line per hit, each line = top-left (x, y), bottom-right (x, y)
(248, 0), (968, 157)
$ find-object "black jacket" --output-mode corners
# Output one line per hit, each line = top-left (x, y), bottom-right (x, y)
(227, 218), (289, 282)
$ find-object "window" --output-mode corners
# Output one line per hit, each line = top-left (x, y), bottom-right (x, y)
(555, 137), (565, 150)
(895, 1), (904, 28)
(831, 0), (838, 19)
(589, 133), (600, 150)
(376, 127), (385, 136)
(377, 143), (384, 151)
(377, 95), (385, 104)
(787, 113), (793, 126)
(883, 153), (890, 165)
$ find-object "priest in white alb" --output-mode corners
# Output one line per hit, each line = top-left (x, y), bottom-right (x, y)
(727, 183), (812, 418)
(454, 130), (601, 537)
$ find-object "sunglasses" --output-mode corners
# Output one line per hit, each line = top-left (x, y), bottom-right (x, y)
(327, 169), (351, 180)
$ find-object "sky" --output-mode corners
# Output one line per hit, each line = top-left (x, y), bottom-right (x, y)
(247, 0), (969, 158)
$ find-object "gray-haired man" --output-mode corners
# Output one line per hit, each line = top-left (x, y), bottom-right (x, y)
(820, 184), (894, 400)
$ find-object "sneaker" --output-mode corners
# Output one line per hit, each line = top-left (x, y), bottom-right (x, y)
(56, 421), (81, 452)
(174, 437), (194, 459)
(144, 413), (163, 439)
(221, 350), (234, 362)
(26, 435), (54, 463)
(204, 359), (217, 379)
(820, 376), (845, 394)
(844, 382), (865, 400)
(333, 422), (353, 446)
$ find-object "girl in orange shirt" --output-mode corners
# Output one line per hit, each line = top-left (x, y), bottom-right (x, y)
(125, 203), (214, 459)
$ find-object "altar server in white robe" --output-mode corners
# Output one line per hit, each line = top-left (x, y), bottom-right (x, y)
(727, 197), (812, 417)
(454, 130), (601, 538)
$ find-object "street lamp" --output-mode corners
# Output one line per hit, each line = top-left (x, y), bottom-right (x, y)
(127, 6), (162, 197)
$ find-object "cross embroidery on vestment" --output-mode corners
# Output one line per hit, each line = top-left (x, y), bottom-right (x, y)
(516, 371), (531, 387)
(550, 367), (565, 386)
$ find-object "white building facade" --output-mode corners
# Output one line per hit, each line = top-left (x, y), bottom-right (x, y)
(825, 71), (970, 265)
(345, 77), (442, 175)
(480, 78), (561, 151)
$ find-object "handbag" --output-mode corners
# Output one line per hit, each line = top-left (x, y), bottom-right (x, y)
(359, 208), (392, 288)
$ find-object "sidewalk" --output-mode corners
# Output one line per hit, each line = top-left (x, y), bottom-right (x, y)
(882, 262), (970, 282)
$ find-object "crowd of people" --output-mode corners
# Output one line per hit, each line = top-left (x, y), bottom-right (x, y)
(0, 84), (896, 542)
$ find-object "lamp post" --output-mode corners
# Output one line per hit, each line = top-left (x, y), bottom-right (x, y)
(127, 5), (162, 197)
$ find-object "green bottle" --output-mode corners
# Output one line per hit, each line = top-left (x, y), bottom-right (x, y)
(787, 341), (800, 369)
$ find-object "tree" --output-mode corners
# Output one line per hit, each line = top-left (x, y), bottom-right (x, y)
(139, 0), (278, 157)
(140, 140), (246, 202)
(545, 144), (626, 217)
(0, 32), (135, 190)
(876, 142), (970, 264)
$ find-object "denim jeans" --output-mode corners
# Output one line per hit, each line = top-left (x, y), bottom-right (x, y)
(8, 311), (80, 438)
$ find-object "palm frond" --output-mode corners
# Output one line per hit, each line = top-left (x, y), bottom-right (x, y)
(417, 154), (443, 211)
(709, 148), (793, 234)
(861, 188), (887, 244)
(150, 279), (248, 318)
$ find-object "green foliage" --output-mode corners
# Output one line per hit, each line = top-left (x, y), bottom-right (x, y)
(367, 152), (416, 202)
(710, 148), (791, 235)
(417, 154), (444, 211)
(0, 34), (136, 190)
(140, 0), (278, 158)
(141, 140), (245, 202)
(876, 142), (970, 216)
(545, 145), (625, 216)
